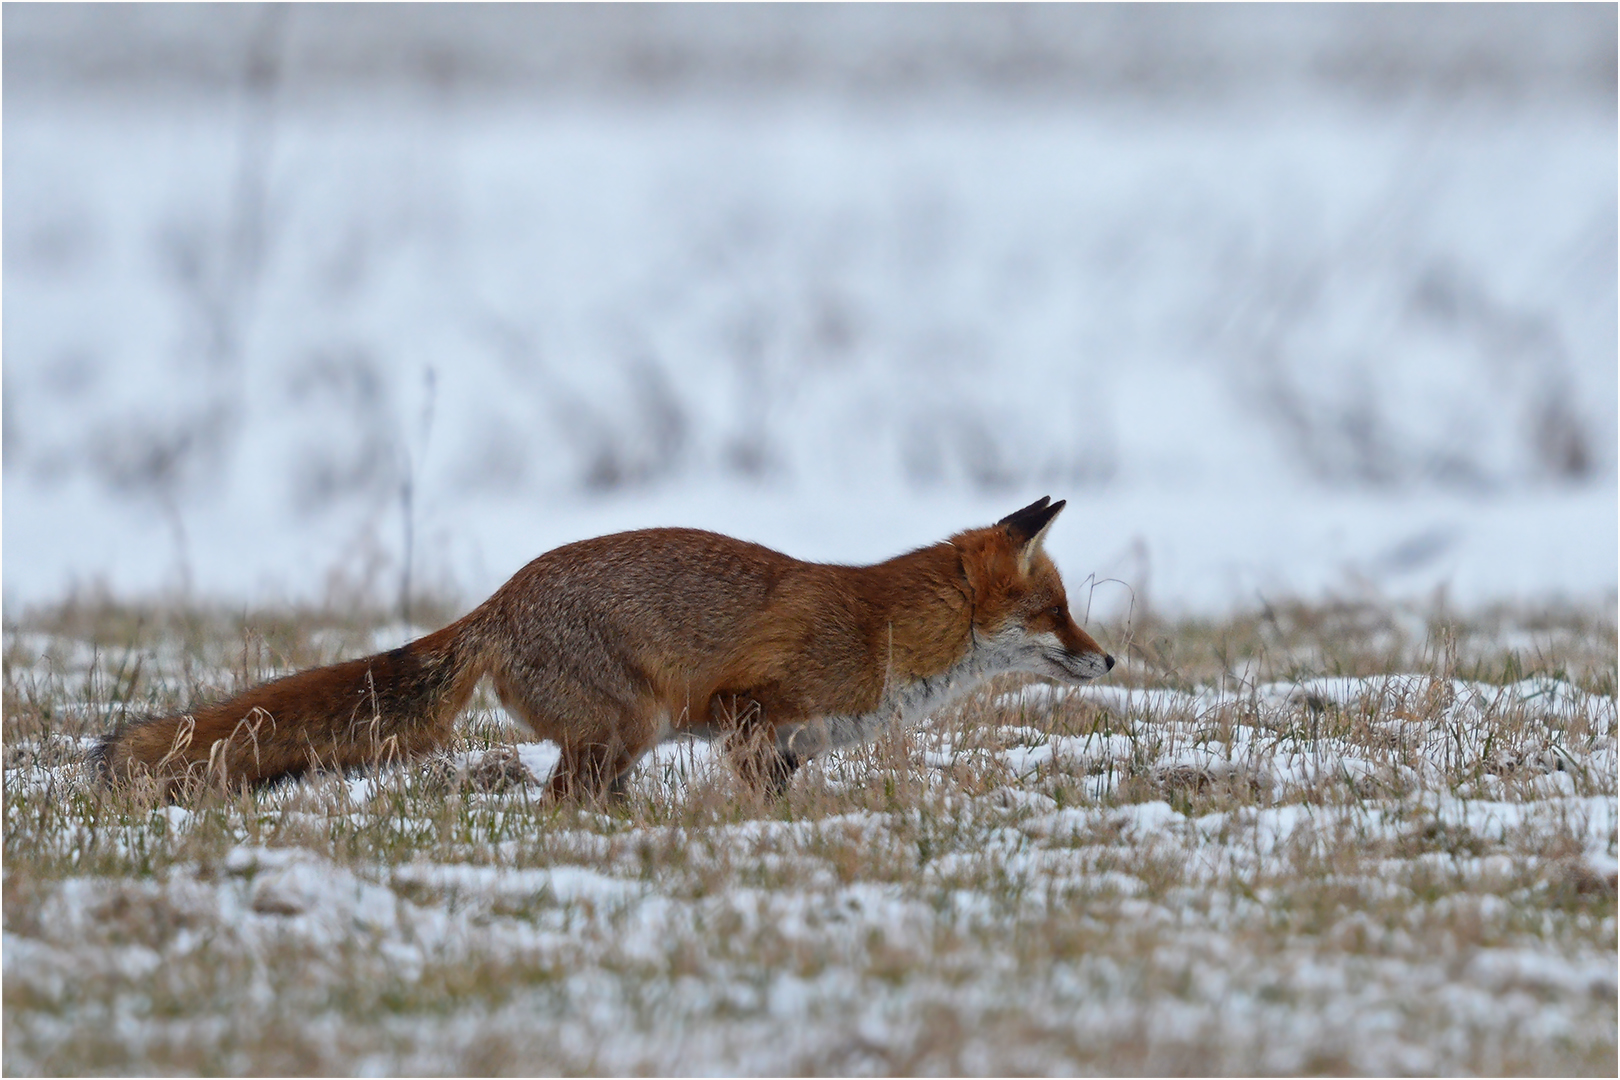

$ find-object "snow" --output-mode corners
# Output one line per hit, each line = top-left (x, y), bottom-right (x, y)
(9, 729), (1614, 1074)
(4, 95), (1614, 615)
(8, 667), (1613, 1072)
(392, 862), (641, 909)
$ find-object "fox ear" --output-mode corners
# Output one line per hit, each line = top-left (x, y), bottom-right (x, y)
(998, 496), (1049, 529)
(998, 496), (1065, 569)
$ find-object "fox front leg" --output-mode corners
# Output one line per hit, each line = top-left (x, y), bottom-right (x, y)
(713, 693), (803, 798)
(722, 727), (800, 798)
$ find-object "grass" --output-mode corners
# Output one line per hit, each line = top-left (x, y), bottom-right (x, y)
(3, 596), (1616, 1076)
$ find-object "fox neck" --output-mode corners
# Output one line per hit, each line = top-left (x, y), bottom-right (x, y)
(781, 624), (1033, 757)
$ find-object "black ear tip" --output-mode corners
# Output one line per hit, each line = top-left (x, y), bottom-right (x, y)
(997, 496), (1052, 527)
(996, 495), (1067, 543)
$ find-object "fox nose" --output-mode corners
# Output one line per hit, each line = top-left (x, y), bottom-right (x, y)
(1104, 654), (1116, 671)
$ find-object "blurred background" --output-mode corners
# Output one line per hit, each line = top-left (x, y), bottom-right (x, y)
(4, 3), (1616, 619)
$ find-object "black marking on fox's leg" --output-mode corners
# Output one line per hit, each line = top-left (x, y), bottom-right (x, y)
(764, 749), (800, 798)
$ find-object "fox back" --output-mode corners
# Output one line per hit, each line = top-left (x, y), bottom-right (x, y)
(94, 496), (1113, 800)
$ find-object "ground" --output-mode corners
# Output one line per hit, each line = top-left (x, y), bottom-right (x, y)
(3, 598), (1615, 1076)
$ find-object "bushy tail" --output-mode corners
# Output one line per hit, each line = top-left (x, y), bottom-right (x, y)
(91, 616), (488, 795)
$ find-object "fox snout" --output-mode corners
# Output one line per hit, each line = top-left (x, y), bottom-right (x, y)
(1050, 617), (1115, 682)
(1050, 645), (1115, 682)
(1048, 636), (1114, 682)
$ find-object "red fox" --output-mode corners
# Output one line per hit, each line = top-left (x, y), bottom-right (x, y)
(93, 497), (1113, 800)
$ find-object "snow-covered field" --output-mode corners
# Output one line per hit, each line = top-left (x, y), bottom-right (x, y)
(3, 604), (1614, 1074)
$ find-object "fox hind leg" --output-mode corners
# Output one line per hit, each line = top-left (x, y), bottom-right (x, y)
(543, 702), (668, 804)
(545, 741), (621, 803)
(491, 673), (643, 803)
(546, 738), (660, 804)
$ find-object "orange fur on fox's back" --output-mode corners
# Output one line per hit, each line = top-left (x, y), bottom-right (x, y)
(93, 497), (1113, 799)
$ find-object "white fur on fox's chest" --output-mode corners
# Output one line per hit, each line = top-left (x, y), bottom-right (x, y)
(780, 628), (1052, 755)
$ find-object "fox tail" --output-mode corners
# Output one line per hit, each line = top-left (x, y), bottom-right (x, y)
(90, 616), (488, 794)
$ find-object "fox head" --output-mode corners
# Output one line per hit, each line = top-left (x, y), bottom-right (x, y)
(955, 496), (1115, 683)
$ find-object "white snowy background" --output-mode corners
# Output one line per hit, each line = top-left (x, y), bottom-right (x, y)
(4, 5), (1616, 617)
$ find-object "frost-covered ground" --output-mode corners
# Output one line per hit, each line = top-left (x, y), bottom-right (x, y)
(3, 602), (1614, 1075)
(5, 93), (1615, 615)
